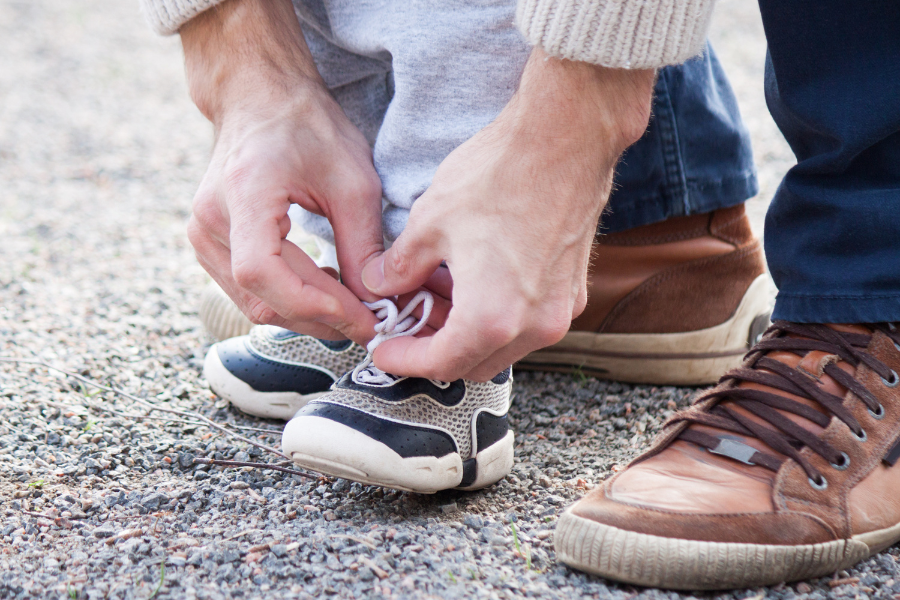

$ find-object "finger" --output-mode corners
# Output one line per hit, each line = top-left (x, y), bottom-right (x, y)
(423, 264), (454, 300)
(371, 284), (509, 380)
(227, 169), (384, 343)
(398, 288), (451, 331)
(278, 240), (381, 343)
(395, 264), (454, 328)
(361, 215), (445, 298)
(372, 268), (573, 380)
(371, 320), (487, 381)
(322, 171), (384, 303)
(192, 225), (345, 339)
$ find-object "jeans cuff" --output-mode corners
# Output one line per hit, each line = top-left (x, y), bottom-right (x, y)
(600, 172), (758, 234)
(772, 292), (900, 324)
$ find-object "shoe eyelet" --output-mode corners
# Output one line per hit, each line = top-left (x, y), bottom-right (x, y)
(830, 452), (850, 470)
(808, 475), (828, 490)
(883, 370), (899, 388)
(853, 428), (868, 442)
(869, 404), (886, 419)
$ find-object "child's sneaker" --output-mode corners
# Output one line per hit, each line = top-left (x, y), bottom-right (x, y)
(203, 325), (367, 420)
(281, 292), (515, 493)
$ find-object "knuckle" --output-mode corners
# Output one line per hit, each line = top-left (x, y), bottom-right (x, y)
(532, 312), (571, 347)
(244, 300), (277, 325)
(191, 190), (221, 228)
(481, 318), (521, 348)
(186, 216), (204, 247)
(572, 293), (588, 318)
(386, 242), (417, 280)
(231, 259), (264, 291)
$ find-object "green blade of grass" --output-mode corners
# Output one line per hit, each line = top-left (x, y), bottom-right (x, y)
(148, 562), (165, 599)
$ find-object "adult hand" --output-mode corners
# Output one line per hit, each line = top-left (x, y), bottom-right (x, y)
(182, 0), (382, 342)
(362, 48), (655, 380)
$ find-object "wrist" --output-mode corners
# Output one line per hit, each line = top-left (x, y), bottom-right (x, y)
(180, 0), (322, 125)
(505, 47), (655, 156)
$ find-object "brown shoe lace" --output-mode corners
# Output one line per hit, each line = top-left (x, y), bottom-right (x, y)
(672, 321), (900, 488)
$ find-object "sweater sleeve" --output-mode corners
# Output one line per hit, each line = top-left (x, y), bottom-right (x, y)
(516, 0), (716, 69)
(140, 0), (226, 35)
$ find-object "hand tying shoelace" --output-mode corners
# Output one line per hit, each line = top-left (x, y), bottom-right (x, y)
(350, 290), (434, 386)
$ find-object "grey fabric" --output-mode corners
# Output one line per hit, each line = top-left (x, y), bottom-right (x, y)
(291, 0), (530, 244)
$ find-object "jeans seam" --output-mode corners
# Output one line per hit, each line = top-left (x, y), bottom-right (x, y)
(777, 293), (900, 299)
(654, 69), (689, 215)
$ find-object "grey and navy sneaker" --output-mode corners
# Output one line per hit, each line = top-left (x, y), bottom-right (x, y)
(282, 366), (514, 493)
(203, 325), (367, 420)
(281, 292), (515, 493)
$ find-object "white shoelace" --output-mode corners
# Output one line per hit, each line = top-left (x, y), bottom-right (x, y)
(350, 290), (434, 386)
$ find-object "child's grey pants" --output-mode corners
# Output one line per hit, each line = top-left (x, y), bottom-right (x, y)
(290, 0), (757, 251)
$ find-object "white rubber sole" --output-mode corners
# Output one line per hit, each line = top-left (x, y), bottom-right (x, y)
(518, 274), (773, 386)
(198, 281), (253, 341)
(554, 508), (893, 590)
(282, 415), (514, 493)
(203, 348), (325, 421)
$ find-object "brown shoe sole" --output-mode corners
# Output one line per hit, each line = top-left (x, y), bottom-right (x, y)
(516, 275), (773, 386)
(198, 281), (253, 341)
(553, 507), (893, 590)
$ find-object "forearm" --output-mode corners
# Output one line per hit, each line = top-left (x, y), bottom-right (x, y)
(508, 47), (655, 163)
(180, 0), (321, 125)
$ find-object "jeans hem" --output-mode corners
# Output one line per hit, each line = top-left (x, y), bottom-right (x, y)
(601, 172), (758, 234)
(772, 293), (900, 323)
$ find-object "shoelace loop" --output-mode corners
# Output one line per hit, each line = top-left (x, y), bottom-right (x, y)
(350, 291), (434, 386)
(673, 321), (900, 486)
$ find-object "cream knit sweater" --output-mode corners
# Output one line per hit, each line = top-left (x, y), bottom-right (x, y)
(141, 0), (713, 69)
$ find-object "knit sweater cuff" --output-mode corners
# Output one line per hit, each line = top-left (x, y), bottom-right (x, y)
(140, 0), (226, 35)
(516, 0), (715, 69)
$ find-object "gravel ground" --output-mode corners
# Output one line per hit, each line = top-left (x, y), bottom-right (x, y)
(3, 1), (898, 600)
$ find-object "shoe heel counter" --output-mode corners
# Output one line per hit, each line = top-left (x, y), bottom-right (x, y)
(600, 240), (768, 334)
(709, 204), (755, 247)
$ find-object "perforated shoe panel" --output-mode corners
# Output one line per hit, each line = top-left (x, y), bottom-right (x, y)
(248, 325), (366, 379)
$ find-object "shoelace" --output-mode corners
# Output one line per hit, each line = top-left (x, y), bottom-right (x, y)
(672, 321), (900, 488)
(350, 291), (434, 386)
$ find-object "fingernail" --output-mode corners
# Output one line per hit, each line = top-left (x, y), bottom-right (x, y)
(361, 256), (385, 294)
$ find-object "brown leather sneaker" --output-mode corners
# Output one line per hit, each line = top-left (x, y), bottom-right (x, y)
(517, 204), (772, 385)
(555, 321), (900, 589)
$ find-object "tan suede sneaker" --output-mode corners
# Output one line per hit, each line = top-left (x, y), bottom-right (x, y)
(555, 321), (900, 589)
(518, 204), (772, 385)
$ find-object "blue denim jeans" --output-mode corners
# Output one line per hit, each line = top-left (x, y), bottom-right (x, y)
(602, 43), (758, 233)
(759, 0), (900, 323)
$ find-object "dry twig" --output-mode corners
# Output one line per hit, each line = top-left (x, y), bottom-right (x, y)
(0, 357), (287, 459)
(193, 457), (314, 479)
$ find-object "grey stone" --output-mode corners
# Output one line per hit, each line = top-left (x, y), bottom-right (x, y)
(92, 527), (116, 539)
(140, 493), (167, 510)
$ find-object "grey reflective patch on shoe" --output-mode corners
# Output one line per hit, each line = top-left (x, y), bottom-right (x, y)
(883, 437), (900, 467)
(708, 438), (758, 465)
(748, 312), (772, 348)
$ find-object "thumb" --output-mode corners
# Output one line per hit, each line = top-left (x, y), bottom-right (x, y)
(327, 187), (385, 304)
(362, 227), (444, 297)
